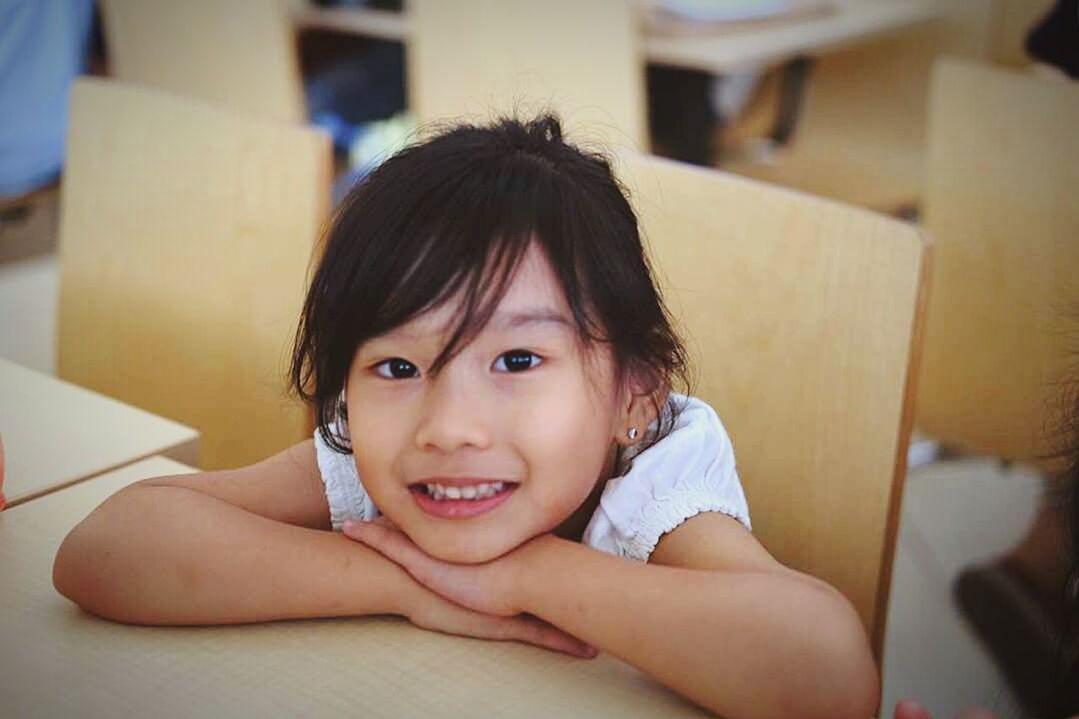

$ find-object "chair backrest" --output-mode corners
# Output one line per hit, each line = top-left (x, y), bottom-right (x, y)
(57, 78), (331, 470)
(100, 0), (305, 123)
(407, 0), (646, 148)
(918, 58), (1079, 463)
(616, 152), (930, 657)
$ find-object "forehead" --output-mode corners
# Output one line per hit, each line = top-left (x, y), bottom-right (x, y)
(384, 244), (572, 340)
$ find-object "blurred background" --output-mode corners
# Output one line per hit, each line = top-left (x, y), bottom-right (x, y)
(1, 1), (1076, 717)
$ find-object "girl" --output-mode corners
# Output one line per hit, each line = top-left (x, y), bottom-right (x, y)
(54, 116), (877, 719)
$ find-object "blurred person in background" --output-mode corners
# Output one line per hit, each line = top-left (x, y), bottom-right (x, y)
(1026, 0), (1079, 80)
(892, 9), (1077, 713)
(0, 0), (94, 208)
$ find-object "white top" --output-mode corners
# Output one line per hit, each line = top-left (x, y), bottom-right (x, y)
(314, 394), (751, 562)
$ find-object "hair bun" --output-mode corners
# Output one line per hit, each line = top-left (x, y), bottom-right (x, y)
(530, 114), (562, 144)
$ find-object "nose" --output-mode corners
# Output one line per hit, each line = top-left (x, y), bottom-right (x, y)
(413, 370), (493, 453)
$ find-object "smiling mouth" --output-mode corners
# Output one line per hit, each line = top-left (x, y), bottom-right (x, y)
(411, 480), (517, 502)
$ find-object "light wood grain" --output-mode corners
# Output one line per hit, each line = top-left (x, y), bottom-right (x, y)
(720, 0), (998, 211)
(0, 457), (711, 718)
(0, 359), (198, 506)
(407, 0), (647, 149)
(917, 58), (1079, 463)
(616, 152), (929, 657)
(57, 79), (331, 470)
(100, 0), (306, 122)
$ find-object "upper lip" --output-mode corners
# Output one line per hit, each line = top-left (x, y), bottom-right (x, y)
(411, 477), (518, 487)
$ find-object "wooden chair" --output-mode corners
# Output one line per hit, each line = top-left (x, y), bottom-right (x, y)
(917, 58), (1079, 464)
(721, 0), (1053, 212)
(407, 0), (647, 148)
(616, 152), (931, 657)
(57, 78), (331, 470)
(99, 0), (306, 123)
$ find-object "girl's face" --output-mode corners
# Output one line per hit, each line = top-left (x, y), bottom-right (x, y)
(345, 245), (631, 563)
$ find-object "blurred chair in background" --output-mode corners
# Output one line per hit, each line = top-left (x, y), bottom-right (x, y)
(407, 0), (646, 149)
(100, 0), (407, 166)
(99, 0), (307, 123)
(917, 57), (1079, 718)
(918, 58), (1078, 465)
(720, 0), (1056, 214)
(56, 78), (332, 470)
(618, 152), (930, 658)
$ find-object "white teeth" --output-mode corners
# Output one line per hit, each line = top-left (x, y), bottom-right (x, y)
(421, 481), (510, 501)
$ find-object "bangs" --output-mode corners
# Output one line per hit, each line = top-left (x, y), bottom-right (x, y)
(343, 145), (606, 376)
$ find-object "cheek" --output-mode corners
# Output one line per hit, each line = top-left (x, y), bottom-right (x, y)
(521, 391), (616, 508)
(344, 393), (411, 485)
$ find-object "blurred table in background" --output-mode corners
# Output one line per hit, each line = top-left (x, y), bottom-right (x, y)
(0, 358), (198, 507)
(642, 0), (936, 73)
(293, 0), (938, 168)
(0, 454), (711, 718)
(294, 0), (938, 74)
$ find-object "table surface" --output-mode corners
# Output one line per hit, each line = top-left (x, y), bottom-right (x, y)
(0, 358), (199, 506)
(294, 0), (939, 73)
(643, 0), (938, 72)
(0, 455), (711, 718)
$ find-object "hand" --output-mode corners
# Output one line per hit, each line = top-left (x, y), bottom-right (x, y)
(344, 518), (546, 617)
(405, 585), (596, 658)
(347, 519), (595, 658)
(893, 701), (1000, 719)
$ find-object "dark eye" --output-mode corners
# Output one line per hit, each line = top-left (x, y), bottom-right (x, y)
(375, 358), (419, 379)
(493, 350), (543, 373)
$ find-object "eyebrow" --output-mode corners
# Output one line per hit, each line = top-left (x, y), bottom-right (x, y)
(369, 307), (574, 345)
(492, 308), (575, 331)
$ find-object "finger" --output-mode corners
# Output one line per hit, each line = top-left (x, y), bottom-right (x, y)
(344, 521), (439, 580)
(500, 615), (598, 658)
(346, 521), (474, 607)
(422, 602), (595, 658)
(954, 710), (998, 719)
(371, 515), (399, 530)
(894, 700), (932, 719)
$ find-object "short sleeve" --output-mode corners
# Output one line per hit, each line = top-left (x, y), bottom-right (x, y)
(313, 427), (380, 531)
(582, 394), (751, 562)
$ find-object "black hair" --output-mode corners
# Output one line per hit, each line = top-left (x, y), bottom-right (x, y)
(290, 114), (688, 455)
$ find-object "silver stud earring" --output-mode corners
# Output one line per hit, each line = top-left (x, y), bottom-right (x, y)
(627, 427), (639, 441)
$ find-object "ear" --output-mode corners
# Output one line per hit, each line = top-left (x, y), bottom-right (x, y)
(614, 370), (665, 448)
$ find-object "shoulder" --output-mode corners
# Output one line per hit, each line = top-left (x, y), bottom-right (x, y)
(582, 394), (751, 561)
(312, 426), (380, 529)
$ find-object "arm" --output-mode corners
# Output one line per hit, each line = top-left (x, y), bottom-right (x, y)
(516, 515), (879, 719)
(346, 513), (879, 719)
(52, 442), (595, 656)
(53, 441), (415, 624)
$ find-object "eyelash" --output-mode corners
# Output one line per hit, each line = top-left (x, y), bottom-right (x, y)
(373, 350), (544, 379)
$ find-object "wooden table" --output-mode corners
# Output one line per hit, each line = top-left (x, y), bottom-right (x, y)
(0, 358), (199, 507)
(0, 455), (710, 718)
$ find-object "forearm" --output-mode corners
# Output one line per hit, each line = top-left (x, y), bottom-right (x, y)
(54, 484), (416, 625)
(516, 537), (878, 719)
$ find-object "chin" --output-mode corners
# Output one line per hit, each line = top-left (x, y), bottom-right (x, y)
(412, 527), (530, 565)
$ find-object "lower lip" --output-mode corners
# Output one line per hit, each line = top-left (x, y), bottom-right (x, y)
(410, 485), (517, 519)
